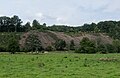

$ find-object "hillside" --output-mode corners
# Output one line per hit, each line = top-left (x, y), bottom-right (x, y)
(19, 30), (113, 50)
(0, 15), (119, 53)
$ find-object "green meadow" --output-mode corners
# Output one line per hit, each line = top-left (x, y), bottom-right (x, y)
(0, 52), (120, 78)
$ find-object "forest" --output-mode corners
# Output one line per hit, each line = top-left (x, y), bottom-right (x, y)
(0, 15), (120, 54)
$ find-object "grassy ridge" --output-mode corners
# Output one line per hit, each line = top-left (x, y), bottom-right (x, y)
(0, 53), (120, 78)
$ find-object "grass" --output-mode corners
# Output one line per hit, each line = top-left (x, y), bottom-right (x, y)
(0, 52), (120, 78)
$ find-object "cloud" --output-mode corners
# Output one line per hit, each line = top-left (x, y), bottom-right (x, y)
(35, 13), (44, 21)
(34, 12), (67, 25)
(0, 0), (120, 25)
(103, 0), (120, 13)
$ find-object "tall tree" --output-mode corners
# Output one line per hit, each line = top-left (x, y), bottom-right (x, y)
(0, 16), (11, 32)
(112, 40), (120, 53)
(32, 19), (41, 29)
(77, 37), (96, 53)
(24, 22), (31, 32)
(43, 23), (46, 27)
(7, 36), (20, 54)
(55, 39), (66, 50)
(25, 34), (43, 52)
(70, 40), (75, 50)
(11, 15), (22, 32)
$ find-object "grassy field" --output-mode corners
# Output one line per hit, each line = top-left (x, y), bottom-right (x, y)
(0, 52), (120, 78)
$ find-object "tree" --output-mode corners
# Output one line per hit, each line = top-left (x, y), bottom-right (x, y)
(0, 15), (24, 32)
(0, 45), (6, 52)
(43, 23), (46, 27)
(106, 44), (115, 53)
(11, 15), (23, 32)
(55, 39), (66, 50)
(96, 44), (107, 54)
(42, 23), (47, 30)
(0, 16), (11, 32)
(24, 34), (43, 52)
(32, 19), (41, 29)
(24, 22), (31, 32)
(94, 26), (100, 33)
(112, 40), (120, 53)
(76, 37), (96, 53)
(45, 46), (53, 51)
(70, 40), (75, 50)
(7, 37), (20, 54)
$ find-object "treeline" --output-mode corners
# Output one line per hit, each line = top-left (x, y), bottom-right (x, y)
(76, 37), (120, 54)
(0, 15), (120, 39)
(0, 15), (120, 53)
(31, 21), (120, 39)
(0, 33), (67, 53)
(0, 32), (120, 54)
(80, 21), (120, 39)
(46, 21), (120, 39)
(0, 33), (20, 53)
(0, 15), (23, 32)
(0, 15), (47, 32)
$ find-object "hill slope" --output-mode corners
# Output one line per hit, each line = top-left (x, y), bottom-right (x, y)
(19, 30), (113, 50)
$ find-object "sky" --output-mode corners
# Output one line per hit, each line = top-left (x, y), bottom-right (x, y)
(0, 0), (120, 26)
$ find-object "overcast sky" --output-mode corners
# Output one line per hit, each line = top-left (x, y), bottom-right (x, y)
(0, 0), (120, 26)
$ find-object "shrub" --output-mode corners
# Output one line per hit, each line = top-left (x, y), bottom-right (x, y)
(54, 39), (66, 50)
(45, 46), (53, 51)
(76, 37), (96, 53)
(70, 40), (75, 50)
(7, 38), (20, 54)
(0, 46), (6, 52)
(24, 34), (43, 52)
(96, 44), (108, 54)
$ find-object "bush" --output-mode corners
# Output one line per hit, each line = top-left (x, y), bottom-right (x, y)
(76, 37), (96, 53)
(45, 46), (53, 51)
(70, 40), (75, 50)
(106, 44), (116, 53)
(96, 44), (108, 54)
(7, 38), (20, 54)
(0, 46), (6, 52)
(54, 39), (66, 51)
(24, 34), (43, 52)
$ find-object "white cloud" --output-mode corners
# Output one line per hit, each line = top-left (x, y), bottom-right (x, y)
(35, 13), (44, 21)
(56, 17), (66, 24)
(0, 0), (120, 25)
(103, 0), (120, 13)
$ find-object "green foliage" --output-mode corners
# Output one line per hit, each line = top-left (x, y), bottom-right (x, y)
(0, 33), (21, 52)
(24, 22), (31, 32)
(96, 44), (108, 54)
(0, 15), (120, 53)
(0, 46), (5, 52)
(112, 40), (120, 53)
(7, 36), (20, 54)
(11, 15), (23, 32)
(0, 15), (24, 32)
(45, 46), (54, 51)
(54, 39), (66, 50)
(24, 34), (43, 52)
(76, 37), (96, 53)
(43, 23), (46, 27)
(32, 19), (41, 29)
(70, 40), (75, 50)
(106, 44), (116, 53)
(0, 15), (120, 40)
(47, 25), (80, 33)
